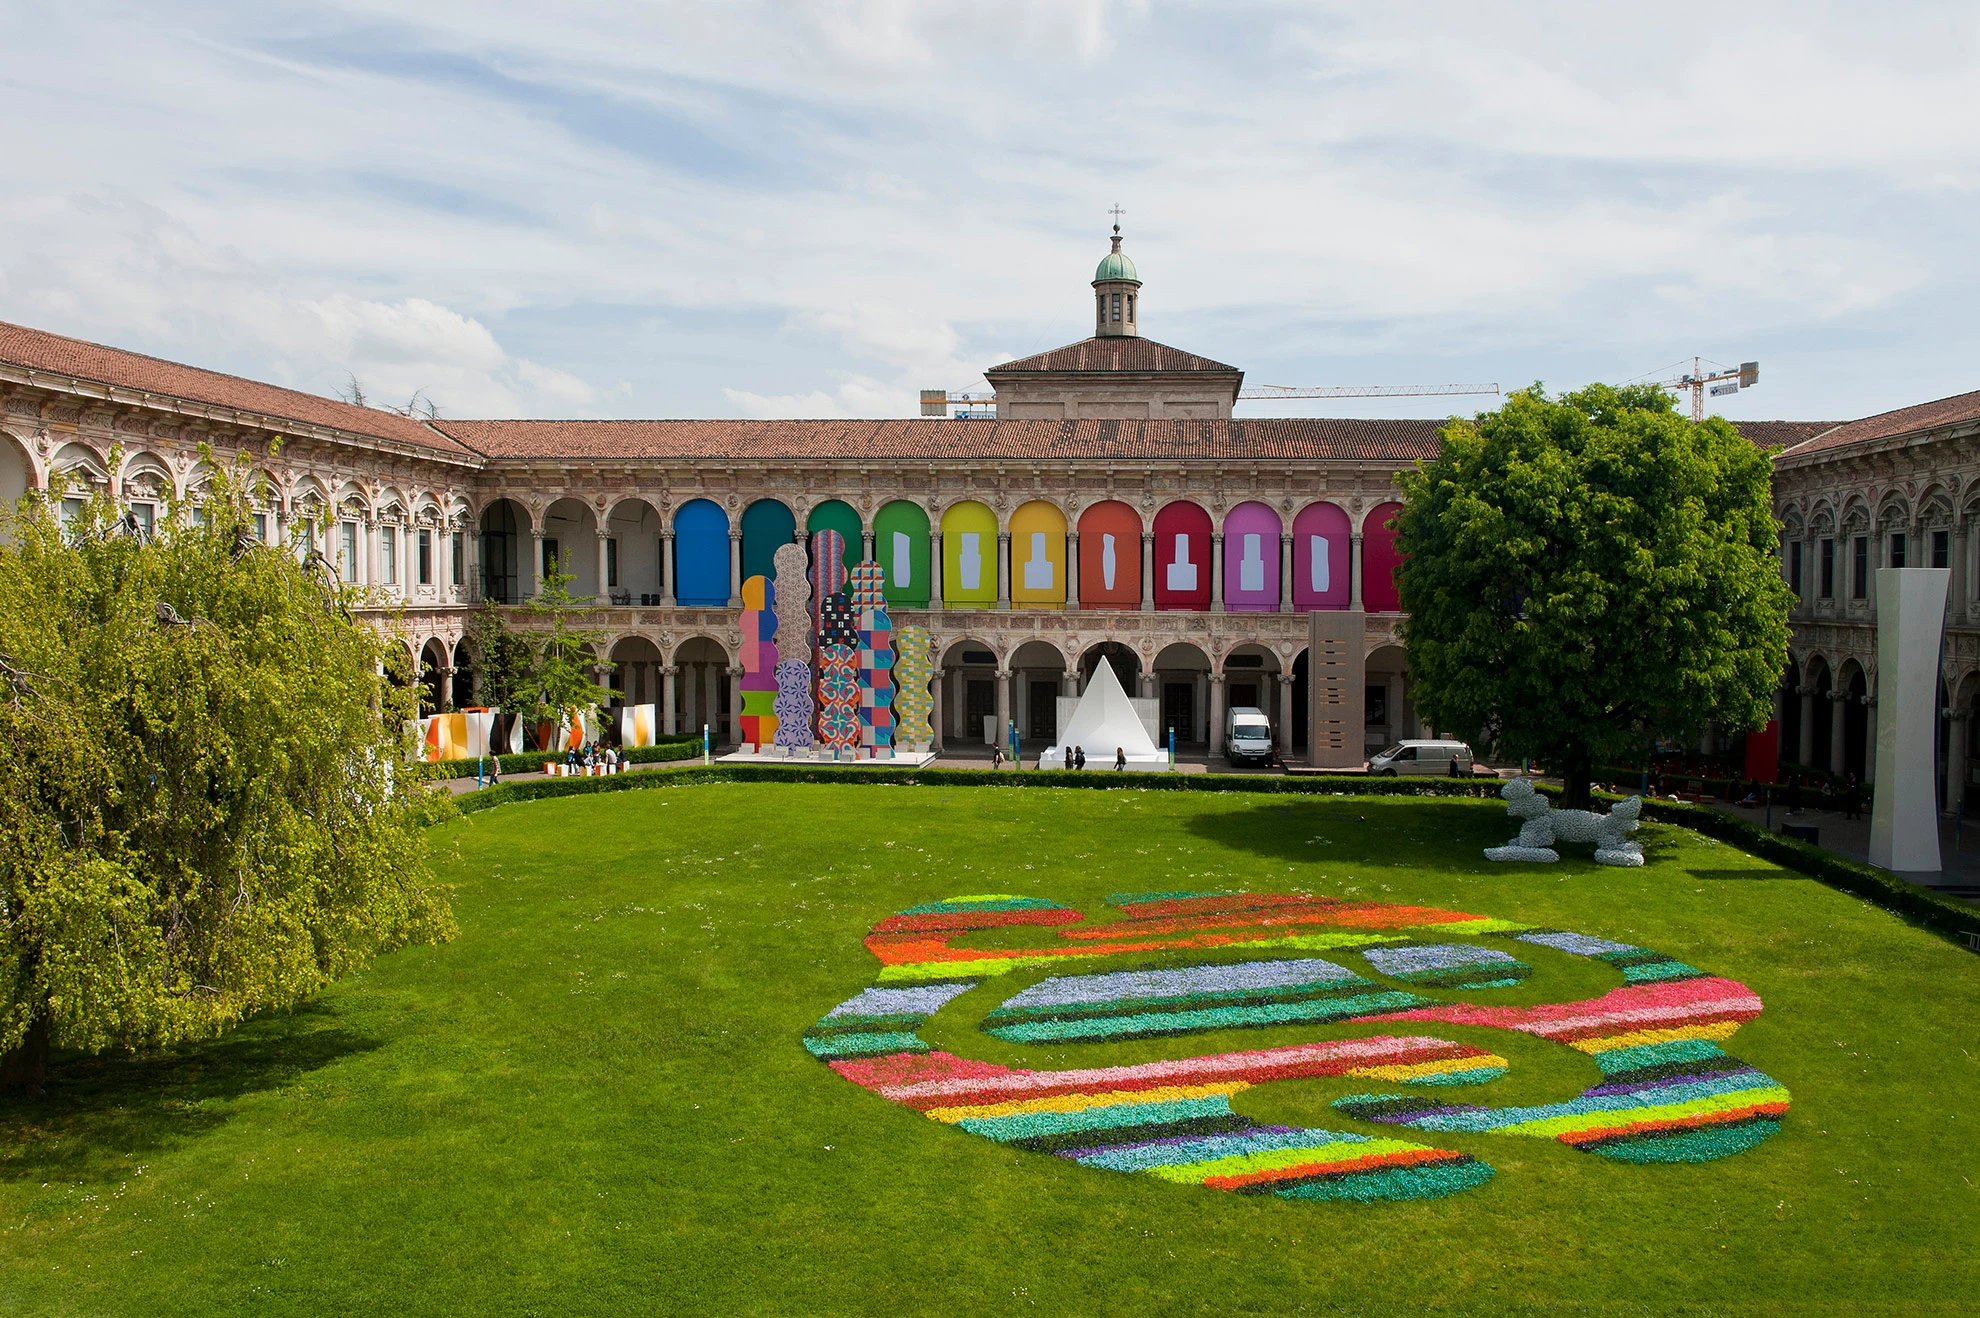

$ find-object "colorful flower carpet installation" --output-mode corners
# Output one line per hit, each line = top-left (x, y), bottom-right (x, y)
(983, 958), (1438, 1044)
(1360, 942), (1533, 990)
(892, 625), (935, 749)
(807, 890), (1791, 1203)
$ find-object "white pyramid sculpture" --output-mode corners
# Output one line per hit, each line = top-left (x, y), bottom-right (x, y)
(1042, 657), (1167, 770)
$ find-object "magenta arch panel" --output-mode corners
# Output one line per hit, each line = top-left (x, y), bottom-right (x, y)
(1221, 501), (1283, 612)
(1363, 501), (1405, 613)
(1292, 502), (1352, 611)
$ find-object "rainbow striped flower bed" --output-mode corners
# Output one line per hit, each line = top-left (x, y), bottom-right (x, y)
(808, 891), (1790, 1203)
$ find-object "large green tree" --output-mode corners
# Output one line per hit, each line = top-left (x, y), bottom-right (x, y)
(0, 457), (455, 1092)
(519, 558), (614, 745)
(1394, 384), (1792, 808)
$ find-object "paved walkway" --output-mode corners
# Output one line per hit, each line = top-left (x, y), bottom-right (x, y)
(1697, 797), (1980, 895)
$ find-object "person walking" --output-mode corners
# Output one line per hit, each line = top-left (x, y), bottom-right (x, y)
(992, 744), (1004, 771)
(1074, 746), (1086, 771)
(487, 755), (502, 786)
(1115, 746), (1126, 771)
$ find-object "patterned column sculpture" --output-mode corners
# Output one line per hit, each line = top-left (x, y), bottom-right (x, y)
(850, 560), (895, 756)
(893, 624), (935, 751)
(816, 590), (862, 752)
(737, 575), (778, 747)
(770, 542), (814, 750)
(809, 529), (848, 652)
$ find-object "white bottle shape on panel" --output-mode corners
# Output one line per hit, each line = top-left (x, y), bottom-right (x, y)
(1101, 534), (1117, 591)
(891, 531), (912, 588)
(1022, 531), (1054, 590)
(958, 532), (982, 590)
(1311, 536), (1330, 593)
(1167, 532), (1197, 591)
(1239, 533), (1265, 593)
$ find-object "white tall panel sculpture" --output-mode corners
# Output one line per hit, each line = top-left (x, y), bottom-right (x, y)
(1870, 567), (1949, 872)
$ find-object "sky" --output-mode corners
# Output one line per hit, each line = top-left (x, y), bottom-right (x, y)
(1, 1), (1977, 425)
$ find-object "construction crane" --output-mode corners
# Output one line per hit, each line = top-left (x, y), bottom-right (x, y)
(1637, 357), (1760, 423)
(920, 382), (1500, 419)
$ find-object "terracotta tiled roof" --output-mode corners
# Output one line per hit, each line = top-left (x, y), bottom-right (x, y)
(1733, 420), (1842, 451)
(435, 417), (1449, 463)
(1774, 389), (1980, 462)
(986, 336), (1242, 376)
(0, 320), (471, 455)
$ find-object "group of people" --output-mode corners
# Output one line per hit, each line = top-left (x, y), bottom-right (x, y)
(987, 744), (1129, 771)
(565, 743), (624, 773)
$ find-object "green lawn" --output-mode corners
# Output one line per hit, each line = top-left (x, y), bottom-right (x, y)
(4, 782), (1979, 1316)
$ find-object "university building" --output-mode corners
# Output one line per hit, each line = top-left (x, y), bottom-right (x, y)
(0, 230), (1974, 793)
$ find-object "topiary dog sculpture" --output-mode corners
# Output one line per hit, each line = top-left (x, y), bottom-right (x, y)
(1484, 777), (1644, 867)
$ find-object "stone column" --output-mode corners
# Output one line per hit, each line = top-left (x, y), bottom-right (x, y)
(660, 532), (676, 606)
(1349, 533), (1363, 610)
(1139, 673), (1156, 698)
(1830, 692), (1848, 776)
(365, 519), (379, 587)
(931, 669), (945, 751)
(1869, 531), (1884, 618)
(995, 669), (1011, 752)
(1141, 532), (1155, 612)
(728, 665), (744, 747)
(1210, 533), (1225, 612)
(728, 530), (743, 607)
(1277, 673), (1296, 755)
(930, 533), (944, 609)
(702, 664), (719, 741)
(1067, 532), (1081, 609)
(596, 533), (611, 602)
(996, 532), (1011, 610)
(1954, 522), (1970, 623)
(1209, 674), (1228, 756)
(531, 533), (545, 598)
(1947, 710), (1968, 815)
(1280, 534), (1294, 613)
(1061, 672), (1077, 696)
(436, 665), (455, 711)
(1193, 672), (1207, 740)
(1863, 696), (1877, 786)
(1798, 687), (1815, 766)
(862, 530), (875, 563)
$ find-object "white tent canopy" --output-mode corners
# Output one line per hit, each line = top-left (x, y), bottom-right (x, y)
(1041, 659), (1169, 771)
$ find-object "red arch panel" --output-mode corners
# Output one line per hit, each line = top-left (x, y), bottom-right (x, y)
(1078, 501), (1143, 609)
(1362, 501), (1405, 613)
(1153, 501), (1213, 611)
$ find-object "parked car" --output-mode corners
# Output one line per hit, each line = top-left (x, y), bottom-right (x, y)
(1225, 706), (1275, 765)
(1368, 739), (1474, 776)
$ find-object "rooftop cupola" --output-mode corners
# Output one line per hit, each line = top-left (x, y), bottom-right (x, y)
(1092, 223), (1142, 338)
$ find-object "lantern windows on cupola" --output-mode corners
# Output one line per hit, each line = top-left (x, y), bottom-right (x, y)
(1093, 224), (1142, 338)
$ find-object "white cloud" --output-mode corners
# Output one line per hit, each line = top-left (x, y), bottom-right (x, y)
(0, 1), (1975, 424)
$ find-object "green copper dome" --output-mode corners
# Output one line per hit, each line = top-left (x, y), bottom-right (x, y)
(1094, 229), (1139, 283)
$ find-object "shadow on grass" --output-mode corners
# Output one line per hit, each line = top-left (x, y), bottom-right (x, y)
(1182, 797), (1515, 870)
(0, 1004), (379, 1182)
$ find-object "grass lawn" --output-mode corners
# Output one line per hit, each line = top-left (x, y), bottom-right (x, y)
(3, 781), (1979, 1316)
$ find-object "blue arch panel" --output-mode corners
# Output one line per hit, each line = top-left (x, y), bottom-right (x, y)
(674, 498), (731, 606)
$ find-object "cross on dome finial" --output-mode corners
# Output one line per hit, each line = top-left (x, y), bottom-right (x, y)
(1109, 203), (1124, 235)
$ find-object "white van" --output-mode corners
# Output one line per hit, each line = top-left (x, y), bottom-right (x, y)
(1369, 739), (1474, 776)
(1226, 706), (1275, 765)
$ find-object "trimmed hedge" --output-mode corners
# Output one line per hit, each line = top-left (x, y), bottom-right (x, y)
(446, 763), (1980, 952)
(419, 737), (703, 781)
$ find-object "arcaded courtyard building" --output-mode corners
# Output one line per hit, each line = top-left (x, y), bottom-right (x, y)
(0, 230), (1970, 789)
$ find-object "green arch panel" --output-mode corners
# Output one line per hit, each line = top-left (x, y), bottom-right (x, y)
(740, 499), (796, 584)
(873, 500), (931, 607)
(806, 500), (864, 579)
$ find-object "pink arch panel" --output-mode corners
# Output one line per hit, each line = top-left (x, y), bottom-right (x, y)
(1078, 501), (1143, 609)
(1221, 501), (1282, 612)
(1292, 502), (1352, 610)
(1362, 501), (1405, 613)
(1153, 501), (1213, 611)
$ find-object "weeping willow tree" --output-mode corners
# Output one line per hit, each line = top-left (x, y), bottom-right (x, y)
(0, 452), (454, 1092)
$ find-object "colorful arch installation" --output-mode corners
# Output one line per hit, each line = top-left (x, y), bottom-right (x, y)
(1009, 500), (1068, 609)
(940, 501), (999, 608)
(672, 498), (730, 606)
(1078, 500), (1142, 609)
(873, 500), (931, 608)
(1222, 501), (1283, 612)
(740, 499), (796, 584)
(1153, 501), (1213, 611)
(1363, 501), (1405, 613)
(1292, 501), (1352, 611)
(807, 500), (864, 580)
